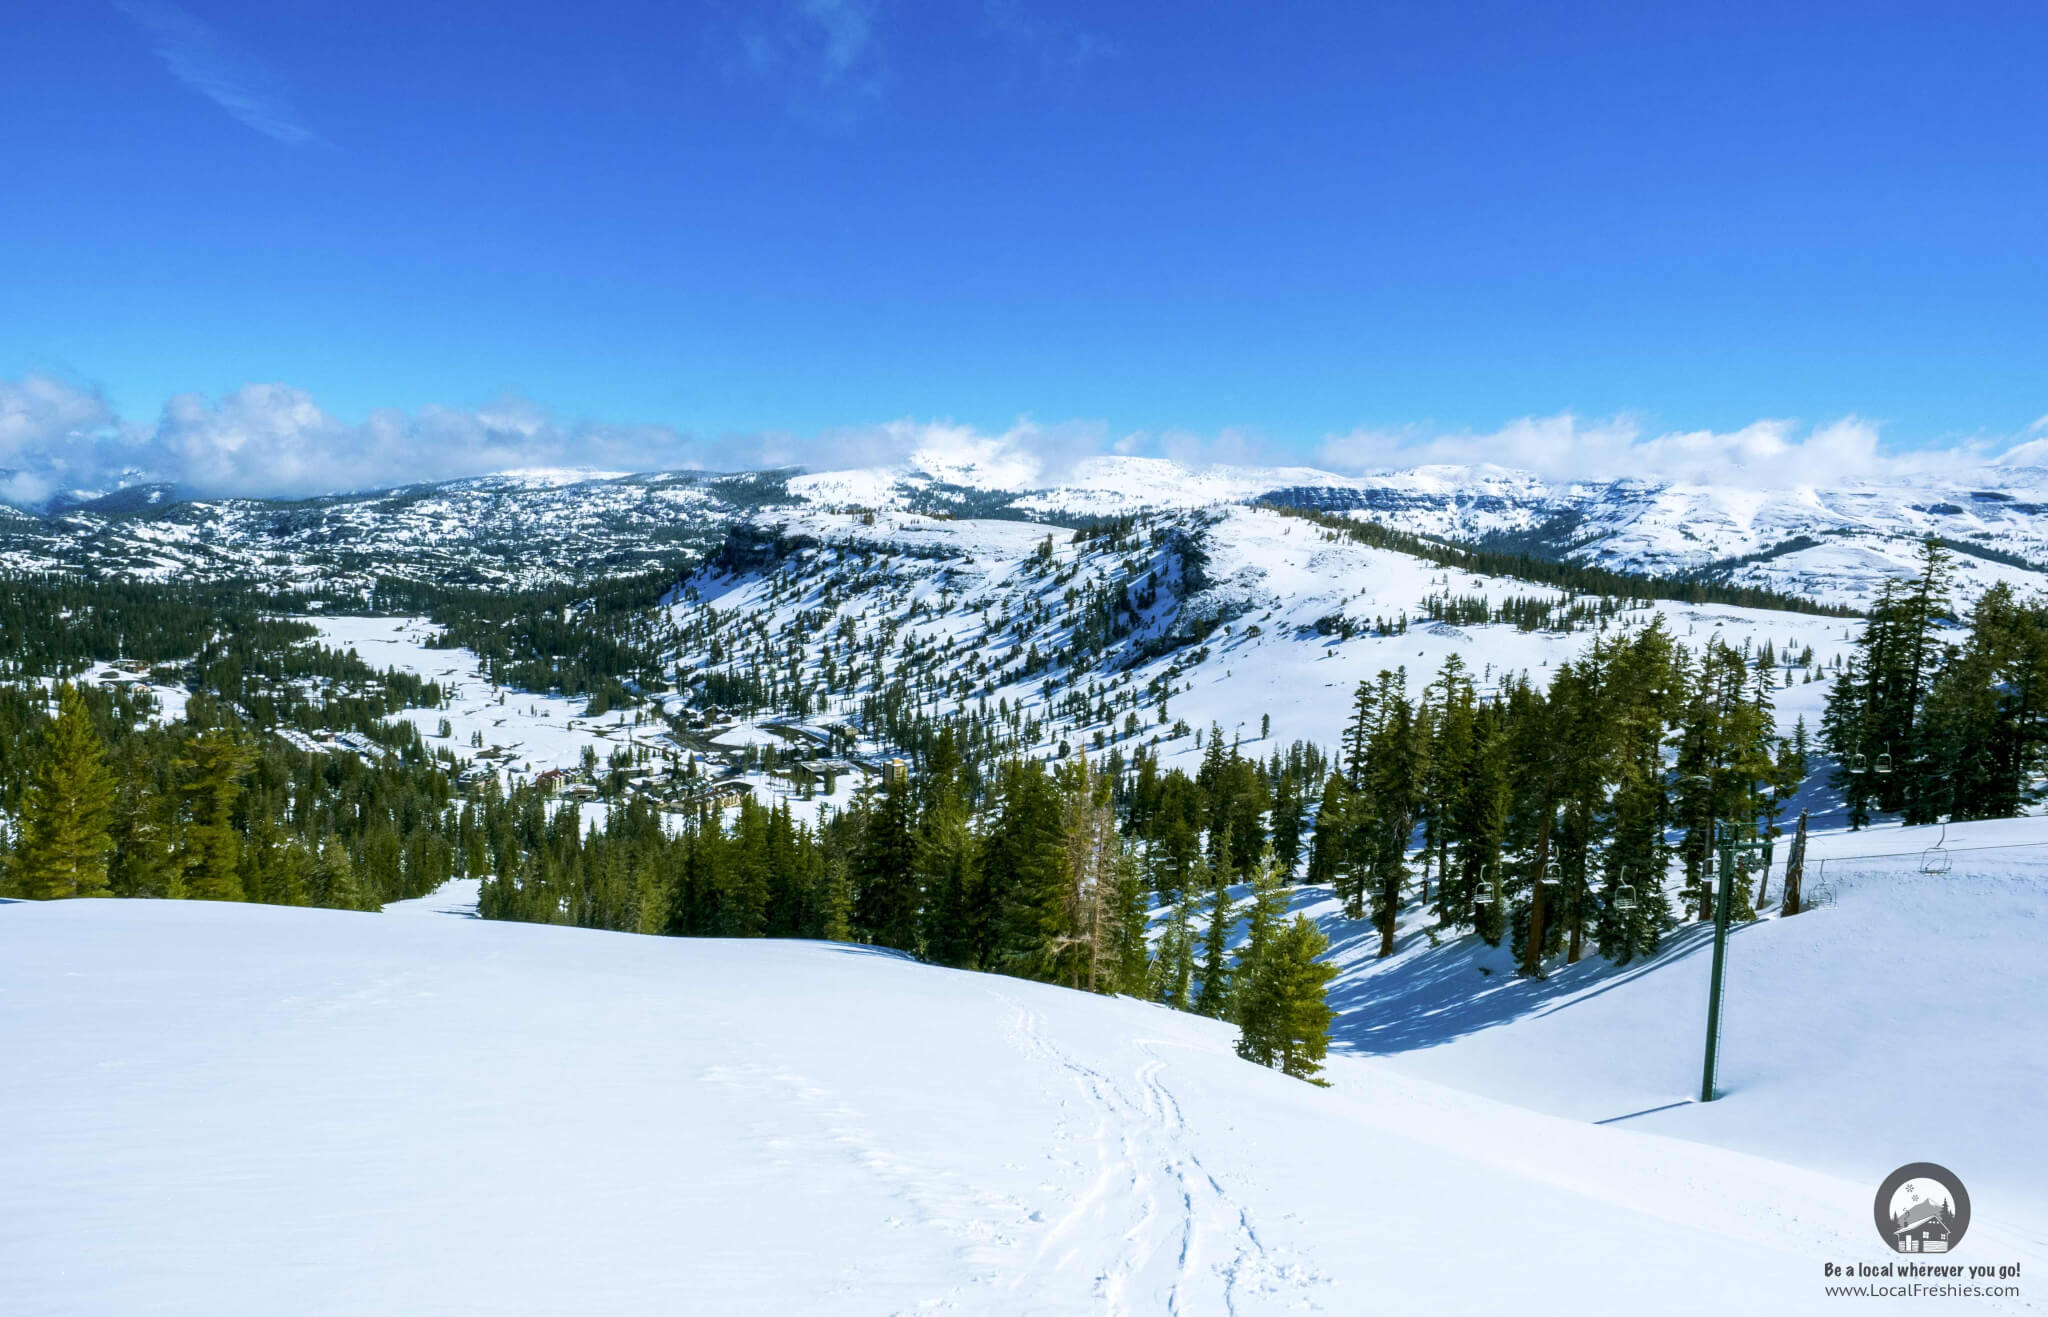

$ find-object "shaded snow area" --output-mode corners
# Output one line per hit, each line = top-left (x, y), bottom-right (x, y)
(6, 885), (2043, 1314)
(1309, 816), (2048, 1226)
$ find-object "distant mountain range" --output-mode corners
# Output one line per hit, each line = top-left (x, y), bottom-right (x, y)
(7, 453), (2048, 608)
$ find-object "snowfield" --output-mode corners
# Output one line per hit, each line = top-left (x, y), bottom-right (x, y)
(1318, 815), (2048, 1219)
(302, 615), (669, 785)
(4, 863), (2043, 1315)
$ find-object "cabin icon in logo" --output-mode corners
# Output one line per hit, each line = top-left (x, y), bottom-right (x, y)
(1890, 1198), (1953, 1253)
(1875, 1163), (1971, 1255)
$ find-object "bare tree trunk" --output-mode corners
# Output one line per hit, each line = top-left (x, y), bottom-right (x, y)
(1780, 809), (1808, 917)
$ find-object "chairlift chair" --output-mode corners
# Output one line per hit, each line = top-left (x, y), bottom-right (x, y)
(1850, 752), (1868, 773)
(1875, 745), (1894, 775)
(1920, 848), (1953, 876)
(1613, 868), (1638, 911)
(1473, 865), (1496, 906)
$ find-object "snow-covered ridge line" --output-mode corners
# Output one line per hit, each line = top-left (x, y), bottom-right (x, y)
(11, 453), (2048, 608)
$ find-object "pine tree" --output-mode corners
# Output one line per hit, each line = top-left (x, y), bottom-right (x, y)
(8, 685), (116, 900)
(1107, 838), (1151, 995)
(1237, 914), (1337, 1082)
(985, 758), (1073, 980)
(312, 835), (366, 911)
(1152, 880), (1198, 1010)
(174, 730), (253, 902)
(917, 729), (980, 966)
(1356, 670), (1420, 956)
(1594, 621), (1680, 963)
(1193, 852), (1235, 1017)
(852, 775), (919, 951)
(1229, 847), (1289, 1023)
(1341, 680), (1377, 787)
(1269, 769), (1306, 878)
(109, 763), (176, 900)
(1305, 772), (1350, 891)
(821, 851), (854, 942)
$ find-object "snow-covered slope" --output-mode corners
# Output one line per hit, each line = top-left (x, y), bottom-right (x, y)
(0, 469), (792, 590)
(664, 503), (1858, 786)
(1302, 815), (2048, 1220)
(10, 452), (2048, 607)
(7, 890), (2038, 1315)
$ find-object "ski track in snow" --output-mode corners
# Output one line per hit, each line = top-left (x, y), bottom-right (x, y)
(989, 991), (1324, 1315)
(695, 1048), (1040, 1311)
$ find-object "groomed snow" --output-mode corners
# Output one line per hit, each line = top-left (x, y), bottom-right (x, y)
(1313, 815), (2048, 1223)
(4, 886), (2041, 1314)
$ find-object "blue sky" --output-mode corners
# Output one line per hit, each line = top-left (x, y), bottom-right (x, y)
(2, 1), (2044, 497)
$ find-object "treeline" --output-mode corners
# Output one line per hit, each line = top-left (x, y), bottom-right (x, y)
(1824, 541), (2048, 825)
(1, 683), (461, 911)
(369, 566), (684, 708)
(0, 573), (448, 734)
(1304, 621), (1803, 974)
(0, 574), (319, 677)
(1421, 589), (1635, 634)
(1259, 502), (1859, 618)
(476, 732), (1343, 1081)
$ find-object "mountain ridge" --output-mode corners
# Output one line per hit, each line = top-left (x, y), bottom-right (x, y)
(8, 454), (2048, 608)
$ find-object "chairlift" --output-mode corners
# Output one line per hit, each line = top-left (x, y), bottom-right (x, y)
(1538, 863), (1560, 889)
(1850, 752), (1869, 774)
(1875, 745), (1893, 775)
(1613, 868), (1638, 911)
(1473, 865), (1497, 906)
(1920, 822), (1951, 876)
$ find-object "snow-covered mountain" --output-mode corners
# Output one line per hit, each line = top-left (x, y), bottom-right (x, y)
(7, 451), (2048, 607)
(665, 502), (1859, 788)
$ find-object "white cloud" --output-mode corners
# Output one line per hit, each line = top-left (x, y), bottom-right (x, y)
(1316, 413), (2013, 488)
(7, 373), (2044, 508)
(0, 374), (801, 505)
(118, 2), (317, 145)
(140, 384), (798, 500)
(796, 416), (1111, 488)
(734, 0), (887, 128)
(0, 375), (141, 507)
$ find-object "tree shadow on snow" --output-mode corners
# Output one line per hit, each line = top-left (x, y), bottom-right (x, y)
(1326, 914), (1751, 1056)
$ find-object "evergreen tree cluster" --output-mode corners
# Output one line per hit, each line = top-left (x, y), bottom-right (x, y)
(1305, 619), (1805, 973)
(1823, 540), (2048, 826)
(1, 678), (461, 909)
(1260, 502), (1858, 618)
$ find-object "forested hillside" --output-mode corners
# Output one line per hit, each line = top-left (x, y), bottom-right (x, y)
(8, 529), (2044, 1081)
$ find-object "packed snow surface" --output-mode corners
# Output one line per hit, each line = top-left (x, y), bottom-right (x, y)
(1317, 816), (2048, 1217)
(5, 865), (2043, 1314)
